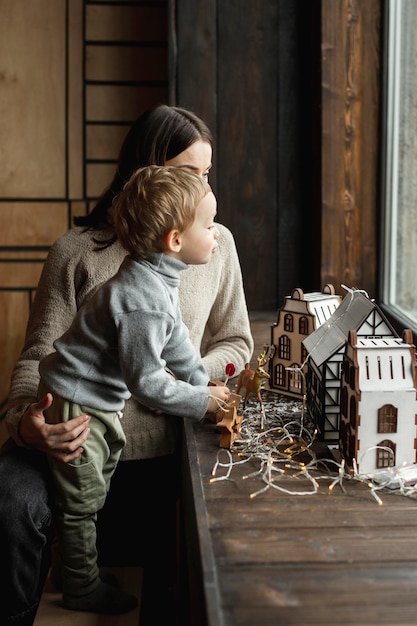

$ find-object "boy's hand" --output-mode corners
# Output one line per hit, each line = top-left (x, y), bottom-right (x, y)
(206, 384), (231, 414)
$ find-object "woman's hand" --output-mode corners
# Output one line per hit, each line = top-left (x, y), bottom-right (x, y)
(19, 393), (91, 462)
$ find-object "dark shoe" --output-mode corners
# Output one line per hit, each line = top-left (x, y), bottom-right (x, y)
(63, 581), (138, 615)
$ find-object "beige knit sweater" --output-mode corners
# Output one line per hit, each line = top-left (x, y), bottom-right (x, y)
(5, 224), (253, 460)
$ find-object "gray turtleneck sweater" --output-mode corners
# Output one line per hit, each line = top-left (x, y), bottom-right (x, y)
(39, 253), (210, 420)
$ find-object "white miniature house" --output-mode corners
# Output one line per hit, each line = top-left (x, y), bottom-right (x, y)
(302, 290), (398, 444)
(267, 284), (342, 399)
(339, 329), (417, 476)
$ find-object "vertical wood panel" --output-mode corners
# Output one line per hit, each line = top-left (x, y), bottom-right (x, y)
(275, 0), (320, 300)
(0, 292), (32, 404)
(0, 0), (169, 415)
(0, 0), (70, 415)
(68, 0), (84, 199)
(174, 0), (320, 310)
(217, 0), (279, 309)
(321, 0), (381, 297)
(0, 0), (67, 198)
(174, 0), (217, 136)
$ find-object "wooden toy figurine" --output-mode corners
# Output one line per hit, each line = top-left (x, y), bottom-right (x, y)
(216, 392), (243, 449)
(237, 346), (274, 409)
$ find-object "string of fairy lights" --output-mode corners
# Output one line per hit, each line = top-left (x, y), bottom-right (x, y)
(210, 395), (417, 505)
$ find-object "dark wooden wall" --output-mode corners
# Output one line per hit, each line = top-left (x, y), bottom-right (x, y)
(0, 0), (383, 424)
(173, 0), (317, 309)
(172, 0), (382, 310)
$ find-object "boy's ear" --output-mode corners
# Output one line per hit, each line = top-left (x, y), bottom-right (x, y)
(165, 229), (182, 252)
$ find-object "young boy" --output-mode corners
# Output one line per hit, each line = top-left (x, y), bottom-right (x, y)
(38, 165), (231, 614)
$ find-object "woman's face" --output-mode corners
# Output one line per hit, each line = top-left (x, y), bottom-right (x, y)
(165, 140), (212, 181)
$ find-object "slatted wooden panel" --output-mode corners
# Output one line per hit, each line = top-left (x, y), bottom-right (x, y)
(84, 1), (168, 197)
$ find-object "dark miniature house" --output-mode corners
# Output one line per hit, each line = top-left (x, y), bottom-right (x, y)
(267, 285), (342, 399)
(339, 329), (417, 475)
(302, 290), (398, 445)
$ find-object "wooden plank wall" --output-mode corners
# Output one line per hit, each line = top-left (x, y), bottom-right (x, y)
(174, 0), (382, 308)
(321, 0), (381, 298)
(174, 0), (318, 310)
(0, 0), (168, 420)
(0, 0), (383, 424)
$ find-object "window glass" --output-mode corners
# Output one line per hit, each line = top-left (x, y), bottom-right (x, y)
(382, 0), (417, 329)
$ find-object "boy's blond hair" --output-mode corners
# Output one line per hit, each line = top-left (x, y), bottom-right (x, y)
(113, 165), (212, 260)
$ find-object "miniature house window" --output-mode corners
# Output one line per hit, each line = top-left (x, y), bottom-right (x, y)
(377, 404), (398, 433)
(289, 364), (302, 392)
(341, 361), (347, 384)
(275, 364), (286, 386)
(314, 374), (320, 396)
(376, 440), (396, 468)
(278, 335), (290, 360)
(301, 345), (308, 364)
(349, 364), (355, 389)
(299, 316), (308, 335)
(348, 431), (356, 460)
(284, 314), (293, 332)
(340, 386), (347, 417)
(349, 395), (356, 428)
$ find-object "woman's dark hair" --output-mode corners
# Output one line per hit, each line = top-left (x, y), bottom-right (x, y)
(73, 104), (213, 243)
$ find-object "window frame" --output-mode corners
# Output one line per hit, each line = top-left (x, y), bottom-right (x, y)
(379, 0), (417, 343)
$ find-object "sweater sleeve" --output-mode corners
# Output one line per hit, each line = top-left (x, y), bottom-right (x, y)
(200, 225), (254, 379)
(118, 310), (210, 420)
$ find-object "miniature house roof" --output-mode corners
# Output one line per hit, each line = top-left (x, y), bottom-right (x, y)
(306, 297), (341, 326)
(303, 290), (398, 367)
(281, 285), (341, 325)
(354, 336), (416, 391)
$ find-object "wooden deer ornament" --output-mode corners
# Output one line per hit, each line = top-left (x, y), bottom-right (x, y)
(237, 346), (274, 409)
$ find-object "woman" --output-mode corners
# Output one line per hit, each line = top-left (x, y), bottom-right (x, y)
(0, 104), (253, 625)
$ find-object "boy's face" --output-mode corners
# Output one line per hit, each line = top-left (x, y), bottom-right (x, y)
(178, 191), (219, 265)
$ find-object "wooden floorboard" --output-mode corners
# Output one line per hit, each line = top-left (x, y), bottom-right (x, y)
(34, 567), (142, 626)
